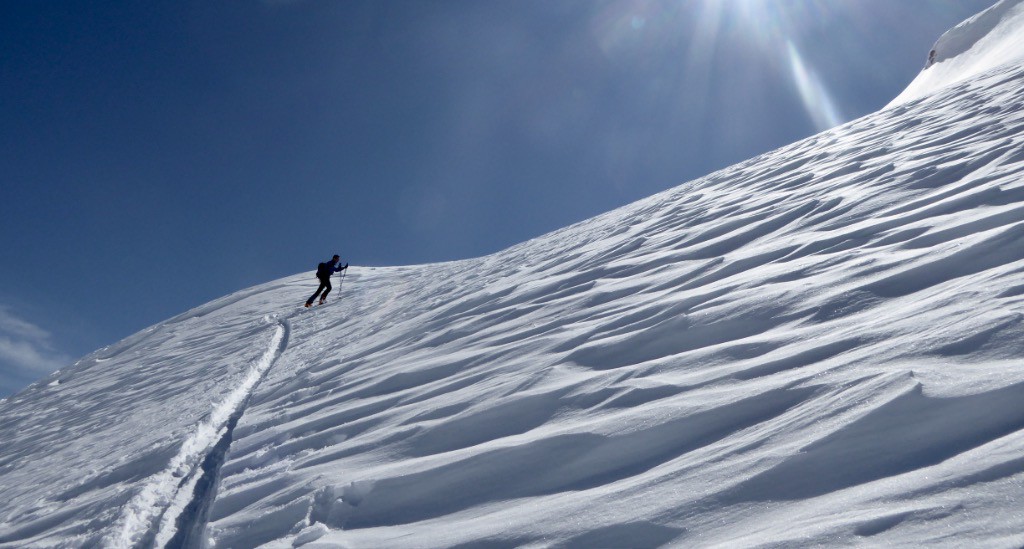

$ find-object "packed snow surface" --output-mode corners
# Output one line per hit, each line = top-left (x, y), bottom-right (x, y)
(4, 7), (1024, 549)
(890, 0), (1024, 106)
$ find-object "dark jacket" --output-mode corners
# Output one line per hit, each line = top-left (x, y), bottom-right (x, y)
(316, 261), (346, 280)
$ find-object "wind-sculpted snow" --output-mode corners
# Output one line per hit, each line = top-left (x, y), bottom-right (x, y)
(212, 65), (1024, 547)
(4, 25), (1024, 549)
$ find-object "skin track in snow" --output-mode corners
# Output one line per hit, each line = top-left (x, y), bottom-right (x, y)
(166, 319), (292, 549)
(105, 320), (289, 548)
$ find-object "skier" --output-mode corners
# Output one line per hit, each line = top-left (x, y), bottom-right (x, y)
(305, 255), (348, 307)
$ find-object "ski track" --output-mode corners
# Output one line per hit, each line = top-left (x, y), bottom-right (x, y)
(106, 319), (290, 548)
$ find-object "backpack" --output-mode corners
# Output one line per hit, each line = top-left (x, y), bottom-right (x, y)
(315, 262), (330, 279)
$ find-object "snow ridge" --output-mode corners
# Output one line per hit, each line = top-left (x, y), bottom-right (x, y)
(890, 0), (1024, 106)
(105, 319), (290, 548)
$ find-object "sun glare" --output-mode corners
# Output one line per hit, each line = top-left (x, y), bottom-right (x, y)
(724, 0), (845, 130)
(636, 0), (847, 132)
(584, 0), (847, 148)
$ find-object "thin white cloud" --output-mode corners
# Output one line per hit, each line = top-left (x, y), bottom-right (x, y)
(0, 306), (51, 341)
(0, 306), (70, 395)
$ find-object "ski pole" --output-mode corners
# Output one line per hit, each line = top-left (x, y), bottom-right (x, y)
(337, 268), (347, 298)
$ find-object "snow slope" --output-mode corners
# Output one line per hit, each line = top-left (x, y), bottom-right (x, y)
(3, 6), (1024, 549)
(889, 0), (1024, 106)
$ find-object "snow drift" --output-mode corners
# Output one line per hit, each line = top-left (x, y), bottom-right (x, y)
(889, 0), (1024, 106)
(3, 3), (1024, 548)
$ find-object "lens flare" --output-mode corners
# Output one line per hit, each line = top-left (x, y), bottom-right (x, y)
(727, 0), (846, 130)
(785, 39), (844, 130)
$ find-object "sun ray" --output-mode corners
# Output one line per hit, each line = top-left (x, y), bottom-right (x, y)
(785, 39), (844, 130)
(723, 0), (846, 130)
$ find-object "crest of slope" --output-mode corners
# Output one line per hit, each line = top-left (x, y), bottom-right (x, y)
(889, 0), (1024, 106)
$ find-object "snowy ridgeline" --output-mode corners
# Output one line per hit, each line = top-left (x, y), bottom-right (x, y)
(890, 0), (1024, 106)
(4, 10), (1024, 549)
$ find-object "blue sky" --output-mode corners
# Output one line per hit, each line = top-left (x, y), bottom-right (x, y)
(0, 0), (995, 395)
